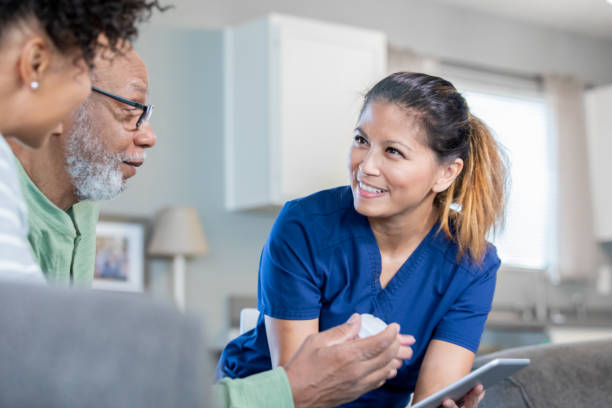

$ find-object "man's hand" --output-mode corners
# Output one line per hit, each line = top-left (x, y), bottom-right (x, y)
(284, 313), (415, 408)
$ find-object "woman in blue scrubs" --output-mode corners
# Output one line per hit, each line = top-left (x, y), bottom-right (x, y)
(218, 72), (508, 408)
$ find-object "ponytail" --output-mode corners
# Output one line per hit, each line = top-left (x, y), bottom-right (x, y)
(361, 72), (508, 262)
(437, 115), (507, 262)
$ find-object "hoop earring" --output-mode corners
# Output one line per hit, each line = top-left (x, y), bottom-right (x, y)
(30, 81), (39, 90)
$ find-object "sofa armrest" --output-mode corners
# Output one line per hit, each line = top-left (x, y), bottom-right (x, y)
(0, 281), (209, 408)
(475, 339), (612, 408)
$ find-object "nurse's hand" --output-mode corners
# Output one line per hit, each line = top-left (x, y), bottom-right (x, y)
(441, 384), (485, 408)
(284, 313), (415, 408)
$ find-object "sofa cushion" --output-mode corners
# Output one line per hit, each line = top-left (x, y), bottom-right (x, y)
(475, 339), (612, 407)
(0, 281), (209, 408)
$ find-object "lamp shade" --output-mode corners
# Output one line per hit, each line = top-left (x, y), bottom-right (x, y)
(148, 207), (208, 257)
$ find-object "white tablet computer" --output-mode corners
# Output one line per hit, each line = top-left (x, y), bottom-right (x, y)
(410, 358), (530, 408)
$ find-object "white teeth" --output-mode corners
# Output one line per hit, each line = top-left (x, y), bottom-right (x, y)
(359, 181), (384, 194)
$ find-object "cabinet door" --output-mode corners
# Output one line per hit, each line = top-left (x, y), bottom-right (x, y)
(585, 86), (612, 240)
(275, 16), (386, 202)
(225, 15), (386, 210)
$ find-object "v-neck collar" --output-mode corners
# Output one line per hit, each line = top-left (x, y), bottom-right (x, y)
(359, 215), (439, 296)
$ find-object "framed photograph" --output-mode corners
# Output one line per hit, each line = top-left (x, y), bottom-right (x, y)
(92, 215), (149, 292)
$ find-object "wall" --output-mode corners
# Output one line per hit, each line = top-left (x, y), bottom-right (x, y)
(150, 0), (612, 86)
(99, 2), (612, 349)
(98, 28), (279, 348)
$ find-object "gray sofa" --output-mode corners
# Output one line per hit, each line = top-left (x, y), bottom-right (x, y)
(0, 281), (210, 408)
(4, 279), (611, 408)
(475, 339), (612, 407)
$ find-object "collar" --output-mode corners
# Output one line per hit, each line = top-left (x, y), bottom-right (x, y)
(14, 155), (91, 237)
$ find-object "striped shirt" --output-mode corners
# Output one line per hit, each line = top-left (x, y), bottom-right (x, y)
(0, 135), (45, 283)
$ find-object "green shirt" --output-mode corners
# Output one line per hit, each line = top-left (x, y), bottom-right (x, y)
(214, 367), (294, 408)
(15, 159), (99, 286)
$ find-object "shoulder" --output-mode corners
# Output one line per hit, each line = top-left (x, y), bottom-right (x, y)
(0, 137), (28, 220)
(0, 134), (12, 159)
(0, 137), (23, 194)
(283, 186), (353, 217)
(269, 186), (357, 247)
(429, 228), (500, 277)
(276, 186), (354, 230)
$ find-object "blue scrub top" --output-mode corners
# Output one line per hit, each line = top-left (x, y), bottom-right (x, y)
(218, 186), (500, 407)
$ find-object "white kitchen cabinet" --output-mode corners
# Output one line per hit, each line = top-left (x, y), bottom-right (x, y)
(224, 14), (386, 210)
(585, 85), (612, 240)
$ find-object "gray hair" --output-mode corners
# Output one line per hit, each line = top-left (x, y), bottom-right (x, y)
(65, 101), (125, 201)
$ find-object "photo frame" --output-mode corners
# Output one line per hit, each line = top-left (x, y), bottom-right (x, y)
(92, 215), (149, 292)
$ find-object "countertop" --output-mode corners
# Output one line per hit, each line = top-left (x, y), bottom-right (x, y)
(486, 308), (612, 331)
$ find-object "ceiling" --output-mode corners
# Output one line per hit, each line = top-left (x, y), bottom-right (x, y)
(432, 0), (612, 39)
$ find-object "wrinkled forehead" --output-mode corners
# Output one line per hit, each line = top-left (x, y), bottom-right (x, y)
(91, 47), (149, 101)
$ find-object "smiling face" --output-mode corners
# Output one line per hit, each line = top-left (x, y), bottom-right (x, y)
(349, 101), (455, 222)
(62, 47), (156, 200)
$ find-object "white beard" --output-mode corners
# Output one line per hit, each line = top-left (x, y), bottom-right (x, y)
(65, 107), (125, 201)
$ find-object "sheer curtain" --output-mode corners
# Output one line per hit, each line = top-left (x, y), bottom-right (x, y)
(387, 49), (602, 281)
(544, 74), (601, 281)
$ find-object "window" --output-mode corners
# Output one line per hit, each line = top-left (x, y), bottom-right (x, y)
(460, 89), (553, 270)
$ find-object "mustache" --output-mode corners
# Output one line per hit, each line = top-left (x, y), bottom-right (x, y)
(120, 152), (147, 163)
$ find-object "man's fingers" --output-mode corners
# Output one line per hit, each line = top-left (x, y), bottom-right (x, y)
(354, 358), (400, 394)
(396, 344), (413, 360)
(317, 313), (361, 347)
(350, 323), (400, 358)
(399, 334), (416, 345)
(391, 358), (402, 369)
(386, 368), (398, 379)
(345, 332), (401, 380)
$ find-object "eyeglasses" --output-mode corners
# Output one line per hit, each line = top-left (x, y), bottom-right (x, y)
(91, 86), (153, 129)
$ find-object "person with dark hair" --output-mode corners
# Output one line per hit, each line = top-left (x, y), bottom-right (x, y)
(0, 0), (164, 282)
(2, 28), (416, 403)
(218, 72), (508, 408)
(0, 3), (418, 407)
(6, 43), (156, 285)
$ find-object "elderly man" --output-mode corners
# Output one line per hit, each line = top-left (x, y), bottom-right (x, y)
(8, 45), (414, 407)
(7, 47), (156, 285)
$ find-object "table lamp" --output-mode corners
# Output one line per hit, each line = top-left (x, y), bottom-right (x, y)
(148, 206), (208, 310)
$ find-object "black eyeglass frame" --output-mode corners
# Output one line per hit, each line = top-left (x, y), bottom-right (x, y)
(91, 86), (153, 129)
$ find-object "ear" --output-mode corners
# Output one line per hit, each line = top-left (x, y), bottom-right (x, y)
(17, 36), (51, 90)
(432, 157), (463, 193)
